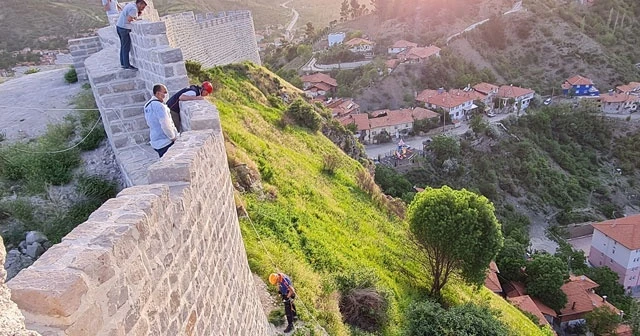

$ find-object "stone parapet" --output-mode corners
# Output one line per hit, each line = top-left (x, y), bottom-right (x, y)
(68, 36), (102, 81)
(9, 124), (271, 335)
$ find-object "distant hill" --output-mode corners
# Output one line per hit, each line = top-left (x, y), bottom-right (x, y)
(0, 0), (342, 52)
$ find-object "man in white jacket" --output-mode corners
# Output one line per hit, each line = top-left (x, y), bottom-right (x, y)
(144, 84), (178, 158)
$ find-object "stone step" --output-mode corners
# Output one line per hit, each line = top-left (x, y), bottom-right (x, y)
(103, 105), (145, 123)
(109, 114), (148, 135)
(99, 90), (148, 108)
(111, 129), (150, 149)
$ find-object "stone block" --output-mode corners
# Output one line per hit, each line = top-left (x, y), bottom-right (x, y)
(165, 77), (189, 92)
(65, 304), (103, 336)
(111, 81), (137, 93)
(158, 48), (183, 64)
(93, 73), (117, 84)
(8, 269), (88, 317)
(134, 21), (167, 36)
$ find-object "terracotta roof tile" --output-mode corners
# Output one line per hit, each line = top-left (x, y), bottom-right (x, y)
(497, 85), (535, 99)
(301, 73), (338, 87)
(505, 281), (527, 298)
(559, 275), (620, 321)
(385, 59), (399, 69)
(532, 297), (557, 318)
(338, 113), (369, 131)
(484, 261), (503, 293)
(473, 82), (499, 95)
(565, 75), (594, 86)
(600, 92), (639, 103)
(411, 107), (440, 121)
(592, 214), (640, 250)
(369, 109), (414, 129)
(416, 89), (476, 109)
(329, 99), (359, 117)
(404, 45), (441, 60)
(345, 38), (374, 46)
(508, 295), (550, 326)
(616, 82), (640, 94)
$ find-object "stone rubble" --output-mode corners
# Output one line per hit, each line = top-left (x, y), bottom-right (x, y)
(4, 231), (52, 281)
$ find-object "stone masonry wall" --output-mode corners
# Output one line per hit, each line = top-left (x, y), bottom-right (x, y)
(7, 103), (271, 335)
(0, 237), (40, 336)
(68, 37), (102, 81)
(162, 10), (261, 68)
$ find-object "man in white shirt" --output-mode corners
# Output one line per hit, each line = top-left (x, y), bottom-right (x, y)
(116, 0), (147, 70)
(144, 84), (178, 158)
(102, 0), (120, 16)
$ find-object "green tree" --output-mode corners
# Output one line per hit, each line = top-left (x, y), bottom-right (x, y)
(470, 114), (488, 134)
(554, 241), (588, 274)
(585, 306), (620, 336)
(430, 135), (460, 163)
(525, 253), (569, 311)
(405, 301), (508, 336)
(407, 186), (503, 298)
(496, 238), (526, 281)
(583, 266), (632, 312)
(340, 0), (350, 21)
(304, 22), (315, 39)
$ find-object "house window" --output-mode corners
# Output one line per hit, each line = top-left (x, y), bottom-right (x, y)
(611, 258), (614, 263)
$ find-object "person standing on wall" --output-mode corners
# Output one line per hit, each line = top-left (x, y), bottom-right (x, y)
(102, 0), (120, 17)
(165, 81), (214, 132)
(144, 84), (178, 158)
(116, 0), (147, 70)
(269, 273), (297, 333)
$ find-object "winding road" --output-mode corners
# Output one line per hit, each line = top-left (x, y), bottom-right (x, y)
(280, 1), (299, 42)
(445, 1), (523, 44)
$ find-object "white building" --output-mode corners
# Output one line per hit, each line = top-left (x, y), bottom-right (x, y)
(328, 32), (346, 47)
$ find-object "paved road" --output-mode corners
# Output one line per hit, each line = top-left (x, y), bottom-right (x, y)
(280, 1), (299, 42)
(446, 1), (523, 44)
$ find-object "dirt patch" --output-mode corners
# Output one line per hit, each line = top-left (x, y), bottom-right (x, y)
(448, 38), (505, 83)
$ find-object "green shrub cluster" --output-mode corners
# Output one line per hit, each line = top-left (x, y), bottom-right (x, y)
(284, 98), (322, 132)
(64, 67), (78, 83)
(405, 301), (509, 336)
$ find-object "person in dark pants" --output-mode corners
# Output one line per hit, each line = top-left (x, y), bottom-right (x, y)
(144, 84), (177, 158)
(269, 273), (297, 333)
(165, 81), (213, 132)
(115, 0), (147, 70)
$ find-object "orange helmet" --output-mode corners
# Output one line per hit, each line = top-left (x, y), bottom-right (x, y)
(268, 273), (280, 285)
(202, 81), (213, 95)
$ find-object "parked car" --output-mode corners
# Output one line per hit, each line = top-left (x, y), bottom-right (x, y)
(543, 98), (552, 105)
(486, 111), (496, 117)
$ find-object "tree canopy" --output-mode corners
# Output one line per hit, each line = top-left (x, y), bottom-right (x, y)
(407, 186), (503, 298)
(405, 301), (509, 336)
(585, 306), (620, 336)
(525, 253), (569, 311)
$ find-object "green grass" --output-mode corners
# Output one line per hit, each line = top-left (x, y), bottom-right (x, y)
(209, 63), (548, 336)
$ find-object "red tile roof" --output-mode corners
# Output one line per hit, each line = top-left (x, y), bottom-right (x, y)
(310, 82), (332, 92)
(505, 281), (527, 298)
(328, 99), (359, 117)
(592, 214), (640, 250)
(484, 261), (503, 293)
(391, 40), (418, 49)
(411, 107), (440, 121)
(497, 85), (535, 99)
(301, 73), (338, 87)
(385, 59), (399, 69)
(559, 275), (620, 322)
(616, 82), (640, 94)
(338, 113), (369, 131)
(508, 295), (550, 326)
(565, 75), (594, 86)
(369, 109), (414, 129)
(345, 37), (374, 46)
(473, 82), (499, 95)
(404, 45), (441, 60)
(416, 89), (476, 109)
(532, 297), (557, 318)
(600, 92), (639, 104)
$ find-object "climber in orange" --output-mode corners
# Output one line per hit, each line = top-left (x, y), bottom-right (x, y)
(269, 272), (297, 333)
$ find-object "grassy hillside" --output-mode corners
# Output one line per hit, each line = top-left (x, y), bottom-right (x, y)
(198, 62), (549, 335)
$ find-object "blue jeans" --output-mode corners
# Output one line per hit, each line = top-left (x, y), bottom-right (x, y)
(116, 26), (132, 68)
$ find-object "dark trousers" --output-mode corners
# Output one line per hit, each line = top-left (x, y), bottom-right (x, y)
(116, 26), (132, 68)
(154, 142), (174, 158)
(284, 298), (297, 326)
(170, 110), (182, 132)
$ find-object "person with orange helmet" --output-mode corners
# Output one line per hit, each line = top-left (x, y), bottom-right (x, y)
(269, 272), (297, 333)
(165, 81), (214, 132)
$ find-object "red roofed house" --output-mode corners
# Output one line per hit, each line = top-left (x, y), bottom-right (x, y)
(562, 75), (600, 97)
(326, 98), (360, 117)
(400, 45), (441, 63)
(496, 85), (535, 112)
(345, 38), (375, 56)
(301, 73), (338, 98)
(338, 113), (369, 140)
(616, 82), (640, 95)
(388, 39), (418, 55)
(589, 214), (640, 292)
(484, 261), (503, 294)
(598, 90), (639, 114)
(365, 107), (439, 143)
(416, 88), (477, 122)
(557, 275), (623, 328)
(385, 59), (400, 74)
(508, 295), (554, 329)
(473, 82), (499, 111)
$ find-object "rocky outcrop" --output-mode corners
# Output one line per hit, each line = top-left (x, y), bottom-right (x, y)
(322, 120), (370, 165)
(0, 236), (41, 336)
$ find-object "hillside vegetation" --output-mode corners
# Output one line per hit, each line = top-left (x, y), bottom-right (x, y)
(193, 62), (549, 335)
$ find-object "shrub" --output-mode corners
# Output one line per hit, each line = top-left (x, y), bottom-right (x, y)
(335, 269), (388, 333)
(284, 98), (322, 132)
(405, 301), (509, 336)
(24, 68), (40, 74)
(322, 153), (341, 175)
(64, 67), (78, 83)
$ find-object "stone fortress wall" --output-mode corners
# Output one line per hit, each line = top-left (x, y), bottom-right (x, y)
(162, 10), (261, 68)
(2, 1), (271, 335)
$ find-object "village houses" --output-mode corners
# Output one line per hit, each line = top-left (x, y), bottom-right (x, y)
(344, 38), (375, 57)
(496, 84), (536, 112)
(473, 82), (499, 112)
(416, 88), (477, 122)
(589, 214), (640, 292)
(398, 45), (441, 63)
(616, 82), (640, 95)
(339, 107), (439, 143)
(598, 90), (639, 114)
(325, 98), (360, 117)
(301, 73), (338, 98)
(388, 39), (418, 55)
(562, 75), (600, 97)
